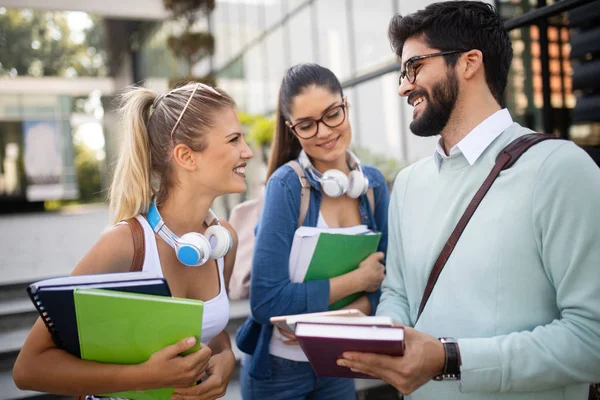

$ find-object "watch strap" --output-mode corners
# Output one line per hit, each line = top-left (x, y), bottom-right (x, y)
(434, 338), (461, 380)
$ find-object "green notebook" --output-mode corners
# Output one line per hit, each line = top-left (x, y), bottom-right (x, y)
(74, 288), (204, 400)
(289, 226), (382, 310)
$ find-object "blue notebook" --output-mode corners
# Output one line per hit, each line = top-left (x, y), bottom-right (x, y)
(27, 272), (171, 358)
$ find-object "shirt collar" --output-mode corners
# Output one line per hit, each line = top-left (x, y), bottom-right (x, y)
(434, 108), (513, 171)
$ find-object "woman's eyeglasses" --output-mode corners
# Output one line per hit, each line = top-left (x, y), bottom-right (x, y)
(287, 102), (347, 140)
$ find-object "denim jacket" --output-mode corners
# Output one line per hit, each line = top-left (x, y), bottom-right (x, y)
(235, 159), (390, 380)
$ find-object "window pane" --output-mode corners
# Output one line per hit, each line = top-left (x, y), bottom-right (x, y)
(243, 43), (267, 114)
(265, 27), (286, 111)
(265, 0), (283, 29)
(288, 6), (315, 67)
(352, 0), (395, 72)
(315, 0), (352, 80)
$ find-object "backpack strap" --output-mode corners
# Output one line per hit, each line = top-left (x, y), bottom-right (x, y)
(366, 187), (375, 214)
(416, 133), (562, 323)
(287, 160), (311, 229)
(124, 217), (146, 272)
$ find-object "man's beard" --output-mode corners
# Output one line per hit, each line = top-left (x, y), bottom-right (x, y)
(409, 69), (459, 137)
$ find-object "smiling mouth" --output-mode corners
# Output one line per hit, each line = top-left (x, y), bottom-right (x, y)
(317, 135), (340, 149)
(233, 166), (246, 176)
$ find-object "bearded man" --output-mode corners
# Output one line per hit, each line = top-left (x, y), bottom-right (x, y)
(337, 2), (600, 399)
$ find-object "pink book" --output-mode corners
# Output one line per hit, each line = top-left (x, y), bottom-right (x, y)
(294, 316), (405, 379)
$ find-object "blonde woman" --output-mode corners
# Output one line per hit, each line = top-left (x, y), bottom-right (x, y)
(13, 82), (253, 400)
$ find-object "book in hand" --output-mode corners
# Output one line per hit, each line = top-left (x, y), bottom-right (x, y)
(26, 271), (171, 358)
(294, 316), (404, 379)
(74, 288), (204, 400)
(270, 308), (366, 334)
(288, 225), (382, 310)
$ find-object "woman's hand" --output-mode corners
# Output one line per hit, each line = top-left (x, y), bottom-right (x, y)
(355, 252), (385, 292)
(278, 327), (299, 345)
(171, 349), (236, 400)
(142, 337), (212, 389)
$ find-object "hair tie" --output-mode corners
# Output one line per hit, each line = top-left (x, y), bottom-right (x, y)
(151, 94), (165, 112)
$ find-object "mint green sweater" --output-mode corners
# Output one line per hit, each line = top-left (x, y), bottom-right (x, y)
(377, 123), (600, 400)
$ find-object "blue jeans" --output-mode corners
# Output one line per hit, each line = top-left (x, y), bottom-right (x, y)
(240, 354), (356, 400)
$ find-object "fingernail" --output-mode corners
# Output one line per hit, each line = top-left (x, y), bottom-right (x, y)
(337, 360), (347, 367)
(344, 353), (353, 361)
(186, 337), (196, 345)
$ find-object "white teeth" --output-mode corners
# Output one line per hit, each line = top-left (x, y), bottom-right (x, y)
(413, 97), (424, 107)
(234, 167), (246, 174)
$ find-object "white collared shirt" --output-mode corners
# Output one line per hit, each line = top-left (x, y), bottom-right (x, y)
(434, 108), (513, 171)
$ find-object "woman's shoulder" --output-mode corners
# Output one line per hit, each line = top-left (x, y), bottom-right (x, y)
(71, 221), (136, 275)
(361, 164), (387, 187)
(268, 162), (304, 188)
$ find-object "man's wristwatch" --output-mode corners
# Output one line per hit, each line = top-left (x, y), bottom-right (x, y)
(433, 337), (461, 381)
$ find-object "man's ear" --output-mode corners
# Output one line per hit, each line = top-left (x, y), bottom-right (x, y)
(462, 49), (484, 80)
(172, 144), (198, 171)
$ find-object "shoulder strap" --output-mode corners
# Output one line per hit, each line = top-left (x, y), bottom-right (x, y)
(125, 217), (145, 273)
(366, 187), (375, 214)
(416, 133), (562, 323)
(287, 160), (311, 228)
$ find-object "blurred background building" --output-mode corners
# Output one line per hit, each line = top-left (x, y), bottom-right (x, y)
(0, 0), (599, 399)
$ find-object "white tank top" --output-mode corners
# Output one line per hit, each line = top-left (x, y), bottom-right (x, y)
(88, 216), (230, 400)
(133, 215), (230, 345)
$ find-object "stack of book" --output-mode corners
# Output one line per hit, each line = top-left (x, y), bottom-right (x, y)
(27, 272), (204, 400)
(288, 225), (382, 309)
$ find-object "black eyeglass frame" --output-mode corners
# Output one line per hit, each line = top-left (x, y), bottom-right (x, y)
(286, 100), (348, 140)
(399, 50), (468, 86)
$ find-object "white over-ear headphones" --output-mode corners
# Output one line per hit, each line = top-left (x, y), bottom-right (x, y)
(146, 199), (232, 267)
(298, 150), (369, 198)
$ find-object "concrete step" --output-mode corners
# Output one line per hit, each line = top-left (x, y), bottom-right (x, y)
(0, 299), (35, 317)
(229, 299), (250, 321)
(0, 370), (67, 400)
(0, 328), (29, 355)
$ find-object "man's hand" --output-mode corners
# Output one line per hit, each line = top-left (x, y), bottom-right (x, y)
(336, 326), (446, 395)
(171, 350), (236, 400)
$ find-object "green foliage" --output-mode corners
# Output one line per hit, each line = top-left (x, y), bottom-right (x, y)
(163, 0), (215, 79)
(351, 146), (409, 188)
(248, 118), (275, 147)
(0, 9), (107, 77)
(167, 31), (214, 77)
(163, 0), (215, 24)
(73, 141), (103, 203)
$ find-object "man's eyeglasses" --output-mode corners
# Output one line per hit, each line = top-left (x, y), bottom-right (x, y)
(399, 50), (467, 86)
(287, 102), (347, 140)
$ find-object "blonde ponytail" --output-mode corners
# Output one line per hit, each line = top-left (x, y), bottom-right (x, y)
(109, 87), (156, 224)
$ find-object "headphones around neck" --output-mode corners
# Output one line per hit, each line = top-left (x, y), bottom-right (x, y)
(146, 200), (232, 267)
(298, 150), (369, 198)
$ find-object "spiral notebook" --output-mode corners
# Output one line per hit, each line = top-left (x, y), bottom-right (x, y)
(26, 272), (171, 358)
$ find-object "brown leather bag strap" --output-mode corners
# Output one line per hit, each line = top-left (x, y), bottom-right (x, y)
(125, 217), (146, 272)
(287, 160), (311, 228)
(73, 217), (145, 400)
(416, 133), (561, 323)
